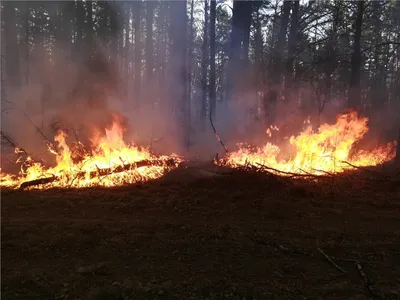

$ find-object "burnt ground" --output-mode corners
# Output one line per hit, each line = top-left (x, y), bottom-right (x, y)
(2, 164), (400, 300)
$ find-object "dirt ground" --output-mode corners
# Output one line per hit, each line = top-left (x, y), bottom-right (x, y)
(2, 165), (400, 300)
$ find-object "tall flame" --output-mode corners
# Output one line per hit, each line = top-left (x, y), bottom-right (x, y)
(1, 116), (181, 189)
(222, 111), (396, 175)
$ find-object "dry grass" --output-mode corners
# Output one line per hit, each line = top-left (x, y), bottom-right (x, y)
(2, 165), (400, 300)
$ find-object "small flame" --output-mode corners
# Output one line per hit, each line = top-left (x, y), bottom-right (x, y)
(1, 116), (181, 189)
(222, 111), (396, 175)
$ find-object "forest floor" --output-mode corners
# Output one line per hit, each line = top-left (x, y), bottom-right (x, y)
(2, 163), (400, 300)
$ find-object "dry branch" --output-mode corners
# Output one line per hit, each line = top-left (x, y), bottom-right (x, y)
(317, 247), (346, 273)
(1, 100), (59, 154)
(209, 107), (229, 153)
(0, 130), (28, 155)
(355, 261), (383, 299)
(18, 158), (179, 190)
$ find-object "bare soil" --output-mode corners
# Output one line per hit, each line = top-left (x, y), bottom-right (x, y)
(2, 165), (400, 300)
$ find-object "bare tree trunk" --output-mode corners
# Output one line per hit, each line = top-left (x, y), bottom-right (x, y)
(188, 0), (195, 116)
(22, 2), (31, 84)
(226, 0), (243, 103)
(158, 2), (168, 106)
(209, 0), (217, 118)
(348, 1), (365, 109)
(3, 1), (21, 88)
(265, 0), (291, 124)
(124, 2), (131, 97)
(201, 0), (209, 128)
(226, 0), (253, 102)
(146, 1), (154, 82)
(284, 0), (299, 99)
(242, 2), (253, 69)
(169, 1), (189, 149)
(134, 1), (141, 108)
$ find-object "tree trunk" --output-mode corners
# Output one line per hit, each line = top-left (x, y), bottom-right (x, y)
(188, 0), (195, 116)
(158, 1), (168, 106)
(125, 2), (131, 96)
(241, 2), (253, 69)
(265, 0), (291, 124)
(21, 1), (31, 84)
(226, 0), (253, 102)
(284, 0), (299, 98)
(348, 1), (365, 109)
(209, 0), (217, 118)
(146, 1), (154, 81)
(134, 1), (141, 108)
(169, 1), (189, 149)
(3, 1), (21, 88)
(201, 0), (209, 127)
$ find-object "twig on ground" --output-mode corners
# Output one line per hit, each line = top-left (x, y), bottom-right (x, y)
(256, 163), (329, 179)
(317, 247), (346, 273)
(355, 261), (383, 299)
(209, 107), (229, 153)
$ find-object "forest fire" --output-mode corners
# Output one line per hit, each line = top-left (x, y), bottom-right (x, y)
(220, 111), (396, 175)
(0, 116), (181, 190)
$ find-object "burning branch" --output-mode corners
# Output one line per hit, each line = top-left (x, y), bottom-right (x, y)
(18, 158), (180, 190)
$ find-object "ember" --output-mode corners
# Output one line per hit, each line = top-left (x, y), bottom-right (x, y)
(219, 111), (396, 175)
(0, 116), (182, 190)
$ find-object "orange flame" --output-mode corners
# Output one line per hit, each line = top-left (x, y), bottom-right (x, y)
(1, 116), (181, 189)
(222, 111), (396, 175)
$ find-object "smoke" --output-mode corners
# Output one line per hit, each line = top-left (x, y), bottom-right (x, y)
(1, 1), (398, 171)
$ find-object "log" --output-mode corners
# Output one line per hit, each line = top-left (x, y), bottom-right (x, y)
(18, 158), (179, 190)
(19, 176), (57, 190)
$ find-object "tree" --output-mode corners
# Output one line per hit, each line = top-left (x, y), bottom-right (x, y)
(348, 1), (365, 109)
(168, 0), (189, 148)
(209, 0), (217, 118)
(133, 1), (141, 108)
(226, 0), (253, 102)
(2, 1), (21, 88)
(146, 1), (154, 82)
(265, 0), (291, 124)
(201, 0), (209, 126)
(284, 0), (299, 99)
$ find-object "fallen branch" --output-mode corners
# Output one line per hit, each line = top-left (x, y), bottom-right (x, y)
(209, 107), (229, 153)
(18, 158), (179, 190)
(317, 247), (346, 274)
(255, 163), (329, 179)
(19, 176), (57, 190)
(355, 261), (383, 299)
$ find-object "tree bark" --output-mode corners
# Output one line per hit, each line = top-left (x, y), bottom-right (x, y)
(241, 2), (253, 69)
(348, 1), (365, 109)
(284, 0), (299, 97)
(146, 1), (154, 81)
(134, 1), (142, 108)
(226, 0), (253, 102)
(201, 0), (209, 127)
(265, 0), (291, 124)
(209, 0), (217, 118)
(3, 1), (21, 88)
(169, 1), (189, 149)
(188, 0), (195, 115)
